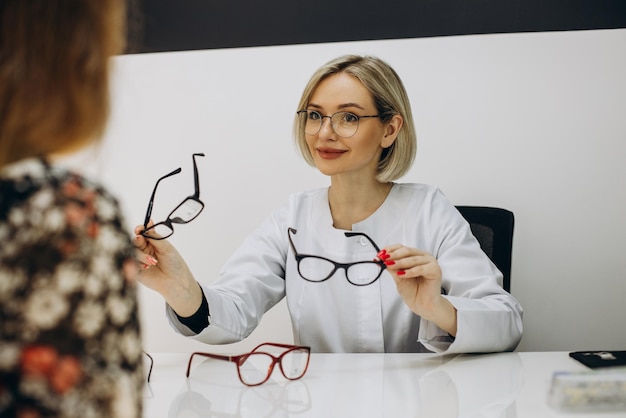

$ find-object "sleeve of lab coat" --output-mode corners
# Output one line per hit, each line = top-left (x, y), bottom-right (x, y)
(417, 190), (523, 353)
(166, 204), (289, 344)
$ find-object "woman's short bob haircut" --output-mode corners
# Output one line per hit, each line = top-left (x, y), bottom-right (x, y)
(0, 0), (127, 169)
(294, 55), (417, 183)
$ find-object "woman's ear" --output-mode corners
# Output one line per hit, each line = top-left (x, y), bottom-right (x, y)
(381, 114), (403, 148)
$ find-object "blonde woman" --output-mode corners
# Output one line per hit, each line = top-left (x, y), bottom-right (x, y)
(136, 55), (523, 354)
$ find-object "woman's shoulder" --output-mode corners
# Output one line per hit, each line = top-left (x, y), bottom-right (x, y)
(47, 162), (118, 205)
(0, 157), (127, 239)
(262, 187), (329, 231)
(288, 186), (329, 200)
(1, 157), (117, 203)
(389, 182), (458, 216)
(391, 182), (449, 202)
(392, 182), (441, 193)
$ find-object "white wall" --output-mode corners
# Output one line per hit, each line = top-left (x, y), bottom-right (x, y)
(61, 28), (626, 353)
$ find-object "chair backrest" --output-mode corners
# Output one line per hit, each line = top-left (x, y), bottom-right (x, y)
(455, 206), (515, 292)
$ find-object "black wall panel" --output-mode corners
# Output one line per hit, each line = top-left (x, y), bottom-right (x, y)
(131, 0), (626, 54)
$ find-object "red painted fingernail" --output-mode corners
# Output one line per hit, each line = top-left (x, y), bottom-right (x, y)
(384, 260), (395, 266)
(397, 270), (406, 276)
(377, 250), (387, 258)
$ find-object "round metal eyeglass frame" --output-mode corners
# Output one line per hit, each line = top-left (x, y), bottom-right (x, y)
(186, 342), (311, 387)
(140, 153), (205, 240)
(287, 227), (386, 286)
(297, 109), (380, 138)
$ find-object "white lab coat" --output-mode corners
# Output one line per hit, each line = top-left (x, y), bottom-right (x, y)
(167, 183), (523, 353)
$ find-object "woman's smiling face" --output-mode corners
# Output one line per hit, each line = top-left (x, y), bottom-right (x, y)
(304, 72), (397, 180)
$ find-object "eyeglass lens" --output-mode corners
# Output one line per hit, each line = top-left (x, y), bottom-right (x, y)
(301, 110), (362, 138)
(145, 198), (204, 238)
(238, 349), (309, 386)
(298, 258), (383, 285)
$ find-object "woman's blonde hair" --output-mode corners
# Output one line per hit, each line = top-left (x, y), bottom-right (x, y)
(293, 55), (417, 182)
(0, 0), (127, 168)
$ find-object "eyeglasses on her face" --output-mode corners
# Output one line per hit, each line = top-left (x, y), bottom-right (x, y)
(141, 153), (205, 240)
(287, 227), (386, 286)
(297, 109), (380, 138)
(186, 342), (311, 386)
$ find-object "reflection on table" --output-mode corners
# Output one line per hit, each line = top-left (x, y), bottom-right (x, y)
(143, 351), (623, 418)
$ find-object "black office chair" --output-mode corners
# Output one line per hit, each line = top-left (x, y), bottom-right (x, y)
(455, 206), (514, 293)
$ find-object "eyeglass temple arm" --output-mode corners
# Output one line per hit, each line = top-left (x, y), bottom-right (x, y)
(344, 231), (381, 253)
(186, 351), (237, 377)
(251, 342), (310, 353)
(143, 167), (182, 227)
(143, 351), (154, 382)
(191, 153), (205, 199)
(287, 227), (299, 255)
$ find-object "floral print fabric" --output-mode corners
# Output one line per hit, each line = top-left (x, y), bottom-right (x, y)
(0, 158), (143, 418)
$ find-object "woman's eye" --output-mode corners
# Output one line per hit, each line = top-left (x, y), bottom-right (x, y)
(342, 112), (358, 123)
(307, 111), (322, 120)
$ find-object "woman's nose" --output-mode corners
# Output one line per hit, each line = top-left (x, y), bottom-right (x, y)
(318, 116), (336, 138)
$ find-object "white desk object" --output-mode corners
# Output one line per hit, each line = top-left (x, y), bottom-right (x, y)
(143, 351), (626, 418)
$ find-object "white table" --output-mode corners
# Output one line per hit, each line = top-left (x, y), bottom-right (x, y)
(142, 351), (625, 417)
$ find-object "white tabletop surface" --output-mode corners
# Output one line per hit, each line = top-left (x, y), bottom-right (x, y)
(142, 351), (626, 418)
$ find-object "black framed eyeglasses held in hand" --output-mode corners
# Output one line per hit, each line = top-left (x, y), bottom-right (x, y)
(141, 153), (205, 240)
(287, 227), (386, 286)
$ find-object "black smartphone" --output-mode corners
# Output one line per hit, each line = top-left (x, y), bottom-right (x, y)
(569, 350), (626, 369)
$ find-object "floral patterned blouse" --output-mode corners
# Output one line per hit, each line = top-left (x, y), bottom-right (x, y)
(0, 158), (143, 418)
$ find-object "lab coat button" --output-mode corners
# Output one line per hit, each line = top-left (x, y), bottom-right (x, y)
(359, 237), (368, 246)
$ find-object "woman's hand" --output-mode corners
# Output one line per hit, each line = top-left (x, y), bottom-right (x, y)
(377, 245), (457, 336)
(133, 222), (203, 317)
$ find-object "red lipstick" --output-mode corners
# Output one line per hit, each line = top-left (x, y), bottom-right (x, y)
(317, 147), (346, 160)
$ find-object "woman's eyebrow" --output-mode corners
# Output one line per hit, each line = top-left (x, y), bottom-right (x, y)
(306, 102), (366, 111)
(338, 102), (366, 110)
